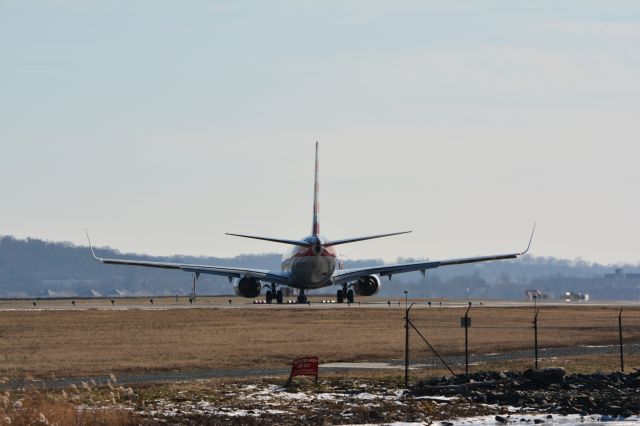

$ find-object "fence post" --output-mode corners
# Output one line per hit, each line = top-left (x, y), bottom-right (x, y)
(533, 309), (540, 369)
(619, 308), (624, 373)
(404, 291), (409, 387)
(464, 302), (471, 375)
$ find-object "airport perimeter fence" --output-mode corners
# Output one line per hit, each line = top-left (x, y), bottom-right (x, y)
(404, 303), (640, 383)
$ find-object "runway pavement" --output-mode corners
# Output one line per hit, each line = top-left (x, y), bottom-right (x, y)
(0, 296), (638, 311)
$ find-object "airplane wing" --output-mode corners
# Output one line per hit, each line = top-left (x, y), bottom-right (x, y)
(85, 233), (289, 284)
(332, 225), (535, 286)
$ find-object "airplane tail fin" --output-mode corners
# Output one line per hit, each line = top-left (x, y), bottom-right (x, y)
(227, 143), (411, 249)
(312, 141), (320, 236)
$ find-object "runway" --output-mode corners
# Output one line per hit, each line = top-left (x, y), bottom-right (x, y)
(0, 296), (638, 311)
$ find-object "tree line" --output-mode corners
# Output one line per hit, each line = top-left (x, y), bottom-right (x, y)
(0, 235), (638, 299)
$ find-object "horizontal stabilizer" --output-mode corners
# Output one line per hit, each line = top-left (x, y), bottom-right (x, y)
(225, 233), (312, 247)
(325, 231), (411, 247)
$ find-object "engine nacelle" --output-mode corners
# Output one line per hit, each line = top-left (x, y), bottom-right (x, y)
(353, 274), (381, 296)
(233, 277), (261, 298)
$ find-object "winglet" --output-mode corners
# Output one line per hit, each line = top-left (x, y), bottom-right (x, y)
(519, 223), (536, 255)
(84, 229), (101, 261)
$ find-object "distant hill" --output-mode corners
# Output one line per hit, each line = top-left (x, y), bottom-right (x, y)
(1, 235), (639, 300)
(0, 235), (282, 298)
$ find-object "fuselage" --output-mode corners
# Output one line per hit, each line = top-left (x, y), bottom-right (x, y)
(281, 235), (337, 289)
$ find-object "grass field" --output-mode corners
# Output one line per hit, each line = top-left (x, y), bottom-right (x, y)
(0, 301), (639, 380)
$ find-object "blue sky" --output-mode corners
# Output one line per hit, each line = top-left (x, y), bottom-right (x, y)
(2, 1), (640, 264)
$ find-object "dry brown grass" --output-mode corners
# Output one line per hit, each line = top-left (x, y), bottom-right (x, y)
(0, 388), (138, 425)
(0, 303), (638, 379)
(0, 305), (405, 378)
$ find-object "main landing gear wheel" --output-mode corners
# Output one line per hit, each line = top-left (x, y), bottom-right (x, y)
(297, 290), (308, 304)
(276, 290), (284, 304)
(265, 290), (273, 304)
(347, 289), (354, 304)
(336, 289), (344, 304)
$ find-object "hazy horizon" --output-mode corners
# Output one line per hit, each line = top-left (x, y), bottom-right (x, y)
(2, 2), (639, 264)
(3, 232), (640, 269)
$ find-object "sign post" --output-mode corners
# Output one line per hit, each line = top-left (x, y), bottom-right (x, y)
(287, 356), (319, 386)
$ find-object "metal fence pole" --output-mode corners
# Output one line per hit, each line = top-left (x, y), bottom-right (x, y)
(404, 291), (409, 387)
(464, 302), (471, 375)
(619, 307), (624, 372)
(533, 309), (540, 369)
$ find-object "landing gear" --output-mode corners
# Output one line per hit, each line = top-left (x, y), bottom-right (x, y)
(337, 283), (353, 303)
(297, 290), (308, 304)
(347, 289), (354, 304)
(266, 283), (283, 304)
(190, 272), (199, 303)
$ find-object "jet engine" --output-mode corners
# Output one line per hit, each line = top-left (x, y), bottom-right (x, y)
(233, 277), (261, 298)
(353, 274), (381, 296)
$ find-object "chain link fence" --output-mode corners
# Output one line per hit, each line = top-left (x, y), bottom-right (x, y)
(405, 304), (640, 380)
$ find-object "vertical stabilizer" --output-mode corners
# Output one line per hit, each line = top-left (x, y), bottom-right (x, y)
(312, 142), (320, 236)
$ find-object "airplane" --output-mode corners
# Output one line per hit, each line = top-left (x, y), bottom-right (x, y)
(87, 143), (535, 304)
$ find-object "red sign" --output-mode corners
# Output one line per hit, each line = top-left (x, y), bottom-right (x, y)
(288, 356), (319, 384)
